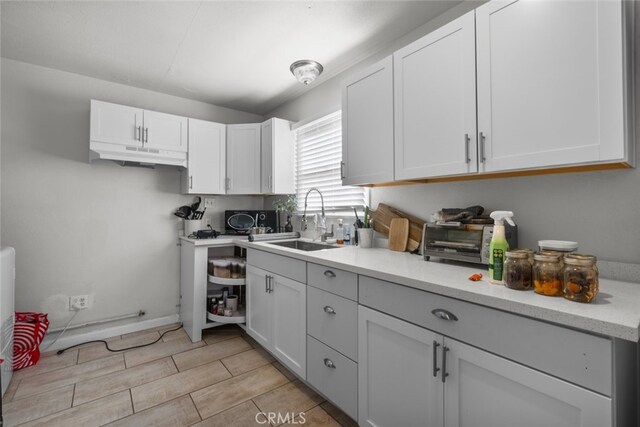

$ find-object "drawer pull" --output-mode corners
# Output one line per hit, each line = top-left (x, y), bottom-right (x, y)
(323, 358), (336, 369)
(323, 306), (336, 315)
(324, 270), (336, 278)
(432, 340), (440, 377)
(431, 309), (458, 322)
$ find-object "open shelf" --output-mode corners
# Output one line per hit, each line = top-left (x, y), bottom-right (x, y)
(206, 307), (246, 324)
(208, 275), (246, 286)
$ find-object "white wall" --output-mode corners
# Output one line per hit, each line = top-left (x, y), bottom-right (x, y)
(266, 2), (640, 264)
(0, 58), (264, 329)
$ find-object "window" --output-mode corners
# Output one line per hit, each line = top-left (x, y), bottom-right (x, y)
(294, 111), (368, 214)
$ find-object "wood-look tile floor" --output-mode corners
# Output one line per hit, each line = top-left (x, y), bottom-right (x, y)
(2, 324), (358, 427)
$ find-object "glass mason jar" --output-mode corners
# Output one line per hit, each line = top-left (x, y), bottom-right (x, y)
(504, 251), (533, 290)
(533, 253), (563, 296)
(563, 254), (599, 303)
(511, 248), (534, 266)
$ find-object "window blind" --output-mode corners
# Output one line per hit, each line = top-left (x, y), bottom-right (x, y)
(294, 111), (368, 214)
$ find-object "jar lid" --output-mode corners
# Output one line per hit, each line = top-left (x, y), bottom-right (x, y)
(538, 240), (578, 252)
(564, 254), (597, 266)
(506, 251), (528, 259)
(534, 253), (561, 262)
(511, 248), (533, 254)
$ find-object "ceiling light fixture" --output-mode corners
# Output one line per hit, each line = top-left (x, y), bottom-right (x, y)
(290, 60), (324, 85)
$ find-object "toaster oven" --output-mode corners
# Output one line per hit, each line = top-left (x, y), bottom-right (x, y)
(422, 221), (517, 265)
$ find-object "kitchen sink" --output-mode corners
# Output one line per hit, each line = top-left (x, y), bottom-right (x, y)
(267, 240), (341, 251)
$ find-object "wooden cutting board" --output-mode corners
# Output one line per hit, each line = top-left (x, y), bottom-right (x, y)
(388, 218), (410, 252)
(369, 203), (426, 252)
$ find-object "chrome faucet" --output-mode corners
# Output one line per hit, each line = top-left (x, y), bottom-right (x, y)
(301, 188), (334, 242)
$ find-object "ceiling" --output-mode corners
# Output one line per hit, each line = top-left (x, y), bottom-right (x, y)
(1, 1), (461, 115)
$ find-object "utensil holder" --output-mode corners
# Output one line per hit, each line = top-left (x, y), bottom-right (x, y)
(226, 295), (238, 311)
(184, 219), (203, 237)
(358, 228), (373, 248)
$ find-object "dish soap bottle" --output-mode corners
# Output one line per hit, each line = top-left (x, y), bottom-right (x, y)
(488, 211), (516, 285)
(336, 219), (344, 245)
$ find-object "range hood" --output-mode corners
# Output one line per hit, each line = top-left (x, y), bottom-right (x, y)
(89, 141), (187, 167)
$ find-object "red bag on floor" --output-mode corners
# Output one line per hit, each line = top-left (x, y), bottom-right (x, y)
(13, 312), (49, 370)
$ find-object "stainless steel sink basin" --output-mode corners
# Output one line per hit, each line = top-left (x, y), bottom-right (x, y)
(267, 240), (340, 251)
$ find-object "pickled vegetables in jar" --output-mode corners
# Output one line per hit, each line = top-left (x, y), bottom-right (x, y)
(533, 253), (563, 296)
(504, 251), (532, 290)
(563, 254), (598, 303)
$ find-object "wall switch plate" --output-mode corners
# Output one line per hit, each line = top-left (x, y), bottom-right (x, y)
(203, 197), (215, 208)
(70, 295), (90, 310)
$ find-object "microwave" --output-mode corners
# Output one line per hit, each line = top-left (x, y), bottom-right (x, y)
(422, 221), (517, 265)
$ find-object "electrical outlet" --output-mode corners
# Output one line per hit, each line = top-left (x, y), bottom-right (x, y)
(70, 295), (90, 310)
(204, 216), (212, 227)
(203, 197), (215, 208)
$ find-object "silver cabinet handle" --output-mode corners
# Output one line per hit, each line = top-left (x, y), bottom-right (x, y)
(324, 270), (336, 279)
(433, 340), (440, 377)
(431, 309), (458, 321)
(225, 177), (231, 191)
(479, 132), (486, 163)
(269, 276), (274, 293)
(269, 176), (272, 189)
(143, 127), (149, 143)
(442, 346), (449, 383)
(323, 358), (336, 369)
(340, 161), (345, 180)
(136, 125), (141, 141)
(323, 306), (336, 315)
(265, 275), (269, 293)
(189, 176), (193, 190)
(464, 134), (470, 163)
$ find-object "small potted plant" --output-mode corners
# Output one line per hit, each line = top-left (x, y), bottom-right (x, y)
(273, 195), (297, 232)
(358, 206), (374, 248)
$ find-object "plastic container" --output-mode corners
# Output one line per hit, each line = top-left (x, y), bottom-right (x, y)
(504, 251), (533, 290)
(533, 253), (564, 296)
(212, 259), (231, 278)
(563, 254), (599, 303)
(538, 240), (578, 254)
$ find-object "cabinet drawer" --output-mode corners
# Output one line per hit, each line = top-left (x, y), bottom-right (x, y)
(359, 275), (613, 397)
(307, 335), (358, 420)
(307, 286), (358, 361)
(307, 263), (357, 300)
(247, 249), (306, 283)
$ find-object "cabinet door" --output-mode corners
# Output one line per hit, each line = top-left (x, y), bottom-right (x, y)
(262, 118), (295, 194)
(476, 0), (628, 172)
(394, 11), (477, 180)
(226, 124), (261, 194)
(358, 306), (443, 427)
(260, 119), (273, 194)
(143, 110), (188, 152)
(246, 265), (271, 349)
(271, 274), (306, 378)
(182, 119), (226, 194)
(444, 338), (612, 427)
(342, 56), (394, 185)
(90, 100), (143, 147)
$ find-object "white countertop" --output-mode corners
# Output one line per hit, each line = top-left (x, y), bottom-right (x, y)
(178, 235), (248, 247)
(238, 240), (640, 342)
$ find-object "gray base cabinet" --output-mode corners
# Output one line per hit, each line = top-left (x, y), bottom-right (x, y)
(246, 264), (306, 378)
(359, 306), (613, 427)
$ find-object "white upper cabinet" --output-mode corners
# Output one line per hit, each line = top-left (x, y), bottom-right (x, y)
(226, 123), (261, 194)
(394, 11), (477, 179)
(476, 0), (632, 172)
(90, 100), (143, 147)
(261, 118), (295, 194)
(181, 119), (226, 194)
(342, 56), (394, 185)
(142, 110), (188, 153)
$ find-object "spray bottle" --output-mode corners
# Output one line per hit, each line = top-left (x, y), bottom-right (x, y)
(488, 211), (516, 284)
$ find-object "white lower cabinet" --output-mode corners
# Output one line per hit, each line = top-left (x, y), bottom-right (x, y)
(359, 306), (612, 427)
(246, 265), (306, 378)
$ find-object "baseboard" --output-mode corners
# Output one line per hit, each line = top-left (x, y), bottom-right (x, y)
(40, 314), (181, 353)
